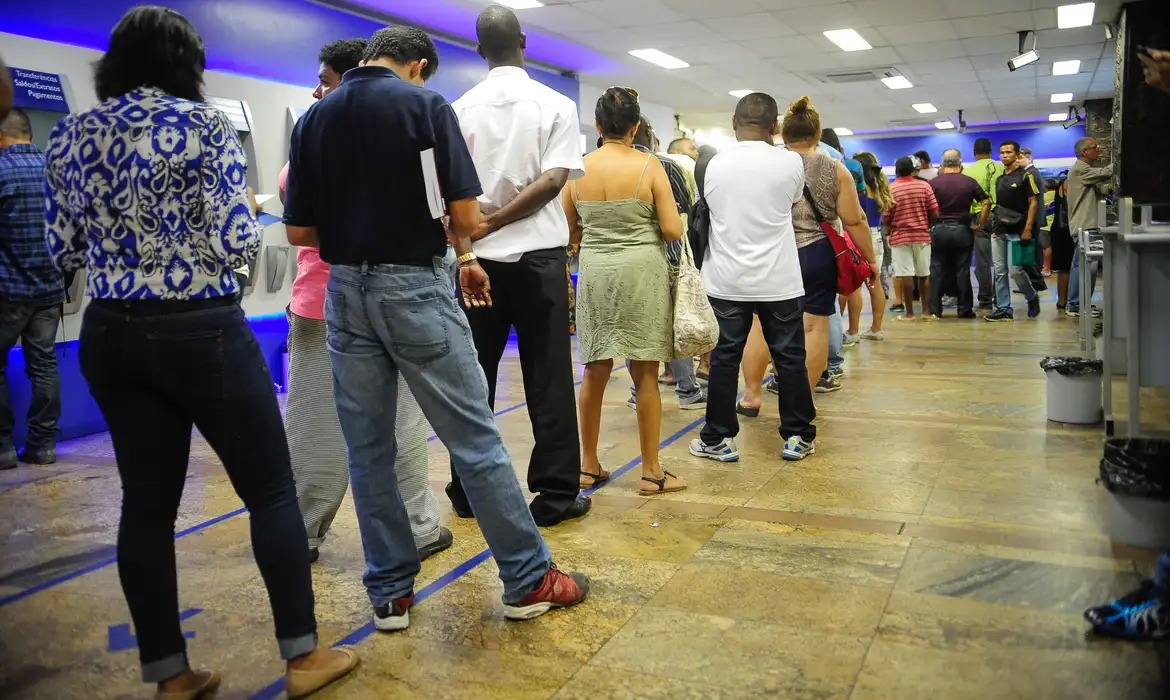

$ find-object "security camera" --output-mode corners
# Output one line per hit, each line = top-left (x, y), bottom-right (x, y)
(957, 109), (967, 134)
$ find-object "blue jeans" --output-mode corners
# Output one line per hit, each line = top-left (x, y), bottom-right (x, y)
(1067, 252), (1097, 311)
(627, 357), (701, 401)
(80, 299), (317, 682)
(991, 232), (1037, 312)
(828, 306), (844, 373)
(325, 260), (550, 606)
(0, 301), (61, 450)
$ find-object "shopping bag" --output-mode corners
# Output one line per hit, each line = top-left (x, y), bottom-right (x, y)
(672, 236), (719, 359)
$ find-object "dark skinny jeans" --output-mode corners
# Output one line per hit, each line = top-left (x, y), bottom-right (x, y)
(79, 298), (317, 682)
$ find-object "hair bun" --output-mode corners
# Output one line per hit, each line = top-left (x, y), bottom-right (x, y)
(790, 96), (811, 114)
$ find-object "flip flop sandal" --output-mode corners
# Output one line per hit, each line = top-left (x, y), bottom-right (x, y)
(580, 468), (610, 488)
(736, 402), (760, 418)
(640, 470), (686, 495)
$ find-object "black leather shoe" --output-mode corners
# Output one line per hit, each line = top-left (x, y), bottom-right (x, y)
(532, 496), (592, 527)
(309, 547), (319, 564)
(444, 483), (474, 519)
(418, 526), (453, 561)
(19, 446), (55, 465)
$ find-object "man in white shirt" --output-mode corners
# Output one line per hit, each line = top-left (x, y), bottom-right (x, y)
(688, 92), (816, 463)
(450, 6), (589, 527)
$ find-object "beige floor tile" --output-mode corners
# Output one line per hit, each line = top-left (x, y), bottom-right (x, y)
(538, 507), (723, 563)
(922, 486), (1109, 534)
(588, 607), (863, 697)
(647, 562), (889, 636)
(553, 665), (750, 700)
(744, 470), (932, 522)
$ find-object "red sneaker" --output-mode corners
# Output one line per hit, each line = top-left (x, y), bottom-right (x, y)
(373, 594), (414, 632)
(502, 564), (589, 620)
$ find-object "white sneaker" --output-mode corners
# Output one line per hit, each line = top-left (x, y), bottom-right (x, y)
(689, 437), (740, 462)
(781, 436), (815, 461)
(842, 333), (860, 347)
(860, 329), (884, 341)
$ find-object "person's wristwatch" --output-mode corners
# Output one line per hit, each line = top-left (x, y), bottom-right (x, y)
(457, 252), (479, 267)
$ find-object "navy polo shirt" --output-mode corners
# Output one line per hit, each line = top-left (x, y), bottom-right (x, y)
(284, 66), (482, 267)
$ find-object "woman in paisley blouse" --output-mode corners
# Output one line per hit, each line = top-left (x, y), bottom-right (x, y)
(44, 7), (357, 699)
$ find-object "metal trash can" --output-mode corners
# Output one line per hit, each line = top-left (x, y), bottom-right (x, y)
(1040, 357), (1102, 424)
(1101, 439), (1170, 548)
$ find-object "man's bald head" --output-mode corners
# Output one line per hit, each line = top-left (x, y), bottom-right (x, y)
(941, 148), (962, 168)
(476, 5), (525, 66)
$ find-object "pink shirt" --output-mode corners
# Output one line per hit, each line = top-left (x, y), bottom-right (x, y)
(281, 161), (330, 321)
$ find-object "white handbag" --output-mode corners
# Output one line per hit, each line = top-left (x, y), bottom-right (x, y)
(672, 236), (720, 359)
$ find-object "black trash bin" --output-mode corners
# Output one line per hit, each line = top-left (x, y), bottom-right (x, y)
(1101, 438), (1170, 547)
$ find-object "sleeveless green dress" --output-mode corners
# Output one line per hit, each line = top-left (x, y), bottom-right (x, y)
(573, 157), (674, 364)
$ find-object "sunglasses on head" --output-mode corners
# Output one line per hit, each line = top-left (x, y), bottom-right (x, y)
(608, 86), (639, 101)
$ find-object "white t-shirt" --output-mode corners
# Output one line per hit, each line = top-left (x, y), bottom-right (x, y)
(702, 141), (805, 302)
(453, 67), (584, 263)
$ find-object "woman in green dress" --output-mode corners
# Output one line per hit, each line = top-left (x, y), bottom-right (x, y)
(562, 87), (687, 495)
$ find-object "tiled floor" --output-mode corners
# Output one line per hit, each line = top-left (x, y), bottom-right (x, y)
(2, 303), (1168, 699)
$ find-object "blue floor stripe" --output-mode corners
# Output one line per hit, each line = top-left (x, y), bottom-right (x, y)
(247, 409), (708, 699)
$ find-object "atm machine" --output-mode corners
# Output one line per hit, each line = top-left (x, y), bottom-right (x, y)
(6, 65), (86, 315)
(205, 95), (289, 296)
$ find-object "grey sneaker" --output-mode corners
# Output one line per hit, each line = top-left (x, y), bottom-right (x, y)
(417, 526), (453, 561)
(0, 448), (17, 471)
(679, 390), (707, 411)
(860, 329), (884, 341)
(815, 374), (843, 393)
(689, 437), (740, 462)
(626, 396), (637, 410)
(842, 333), (860, 347)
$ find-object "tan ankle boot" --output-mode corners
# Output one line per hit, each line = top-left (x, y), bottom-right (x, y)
(156, 669), (220, 700)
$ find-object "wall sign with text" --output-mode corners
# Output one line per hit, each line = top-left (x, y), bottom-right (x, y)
(7, 67), (70, 113)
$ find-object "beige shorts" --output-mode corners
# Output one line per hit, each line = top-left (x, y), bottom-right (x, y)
(891, 243), (931, 277)
(871, 231), (884, 269)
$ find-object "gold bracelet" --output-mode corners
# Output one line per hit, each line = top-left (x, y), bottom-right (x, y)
(457, 252), (479, 267)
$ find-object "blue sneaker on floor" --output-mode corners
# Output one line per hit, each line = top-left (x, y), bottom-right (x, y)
(1084, 580), (1170, 640)
(765, 376), (780, 395)
(984, 308), (1014, 323)
(781, 436), (815, 461)
(689, 437), (740, 462)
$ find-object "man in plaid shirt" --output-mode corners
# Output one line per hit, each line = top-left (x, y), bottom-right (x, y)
(0, 108), (64, 468)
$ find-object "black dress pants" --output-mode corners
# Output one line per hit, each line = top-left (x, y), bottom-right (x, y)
(700, 296), (816, 446)
(929, 222), (975, 317)
(450, 247), (581, 522)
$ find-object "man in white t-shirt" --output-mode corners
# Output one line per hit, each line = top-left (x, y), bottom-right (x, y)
(450, 6), (589, 527)
(689, 92), (816, 463)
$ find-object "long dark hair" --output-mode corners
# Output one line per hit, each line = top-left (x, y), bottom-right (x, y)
(853, 151), (894, 213)
(94, 6), (206, 102)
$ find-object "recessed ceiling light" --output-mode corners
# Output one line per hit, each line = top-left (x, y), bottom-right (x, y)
(823, 29), (872, 52)
(728, 89), (755, 98)
(912, 103), (937, 113)
(1053, 59), (1081, 75)
(833, 127), (854, 136)
(1051, 92), (1074, 103)
(934, 121), (955, 130)
(881, 76), (913, 90)
(1057, 2), (1095, 29)
(628, 49), (690, 70)
(1049, 113), (1067, 121)
(495, 0), (544, 7)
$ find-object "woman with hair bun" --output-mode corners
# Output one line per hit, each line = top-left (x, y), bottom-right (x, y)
(563, 87), (687, 495)
(781, 97), (878, 403)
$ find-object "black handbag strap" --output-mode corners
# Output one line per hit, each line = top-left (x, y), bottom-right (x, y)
(802, 185), (828, 224)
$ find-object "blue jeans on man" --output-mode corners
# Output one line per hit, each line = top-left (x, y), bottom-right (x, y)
(991, 231), (1037, 312)
(828, 306), (844, 374)
(325, 259), (551, 606)
(627, 357), (702, 404)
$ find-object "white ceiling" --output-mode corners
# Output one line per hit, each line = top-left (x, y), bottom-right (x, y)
(448, 0), (1121, 132)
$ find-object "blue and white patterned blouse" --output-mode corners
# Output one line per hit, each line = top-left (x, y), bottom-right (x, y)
(45, 87), (261, 300)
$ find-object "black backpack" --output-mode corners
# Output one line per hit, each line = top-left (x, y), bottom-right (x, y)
(687, 197), (711, 270)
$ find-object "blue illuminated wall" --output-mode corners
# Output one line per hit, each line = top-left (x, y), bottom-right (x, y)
(839, 124), (1085, 167)
(0, 0), (579, 102)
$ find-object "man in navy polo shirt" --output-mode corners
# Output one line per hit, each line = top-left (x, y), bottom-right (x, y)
(284, 25), (588, 630)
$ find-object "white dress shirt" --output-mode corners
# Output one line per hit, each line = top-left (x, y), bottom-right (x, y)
(453, 66), (584, 263)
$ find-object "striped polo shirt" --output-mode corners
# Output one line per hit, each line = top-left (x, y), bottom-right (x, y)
(886, 176), (938, 246)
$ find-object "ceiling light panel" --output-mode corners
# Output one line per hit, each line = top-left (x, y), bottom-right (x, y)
(728, 89), (755, 98)
(495, 0), (544, 7)
(1051, 93), (1074, 103)
(1050, 113), (1067, 121)
(881, 76), (913, 90)
(935, 121), (955, 130)
(1057, 3), (1095, 29)
(833, 127), (854, 136)
(912, 103), (937, 113)
(823, 29), (872, 52)
(1052, 60), (1081, 75)
(628, 49), (690, 70)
